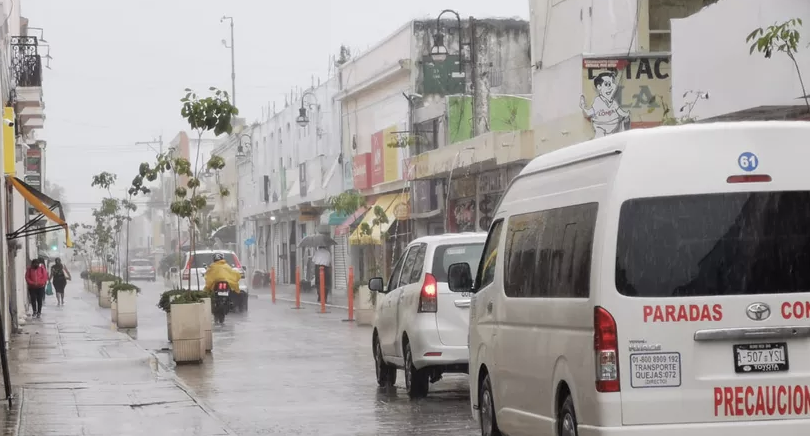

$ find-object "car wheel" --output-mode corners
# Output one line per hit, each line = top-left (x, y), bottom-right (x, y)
(558, 395), (579, 436)
(374, 336), (396, 387)
(479, 374), (502, 436)
(404, 342), (429, 398)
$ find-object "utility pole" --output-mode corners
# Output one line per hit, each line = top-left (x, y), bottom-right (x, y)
(221, 16), (236, 106)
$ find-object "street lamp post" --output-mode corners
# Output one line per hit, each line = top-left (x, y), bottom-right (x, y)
(295, 90), (319, 155)
(221, 16), (236, 106)
(235, 132), (252, 265)
(429, 10), (486, 137)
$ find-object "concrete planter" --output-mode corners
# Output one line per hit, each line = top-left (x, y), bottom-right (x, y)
(170, 302), (204, 363)
(356, 285), (375, 326)
(116, 291), (138, 328)
(98, 282), (113, 308)
(166, 312), (172, 342)
(200, 298), (212, 352)
(111, 300), (118, 323)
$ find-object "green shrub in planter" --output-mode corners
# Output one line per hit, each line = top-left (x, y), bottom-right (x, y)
(158, 289), (188, 313)
(171, 291), (204, 305)
(110, 281), (141, 302)
(90, 272), (120, 284)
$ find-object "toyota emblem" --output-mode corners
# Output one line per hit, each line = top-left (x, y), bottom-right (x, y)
(746, 303), (771, 321)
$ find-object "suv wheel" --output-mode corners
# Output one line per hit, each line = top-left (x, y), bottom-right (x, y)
(479, 374), (501, 436)
(404, 342), (429, 398)
(374, 336), (396, 387)
(558, 395), (578, 436)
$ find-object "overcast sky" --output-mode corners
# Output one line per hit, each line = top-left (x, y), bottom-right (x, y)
(26, 0), (528, 224)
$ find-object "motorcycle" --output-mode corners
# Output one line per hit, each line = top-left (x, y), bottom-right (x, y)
(213, 281), (231, 324)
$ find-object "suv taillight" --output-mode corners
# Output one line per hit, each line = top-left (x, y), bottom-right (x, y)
(594, 306), (619, 392)
(418, 273), (438, 313)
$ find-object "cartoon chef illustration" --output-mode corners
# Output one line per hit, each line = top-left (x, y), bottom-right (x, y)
(580, 71), (630, 137)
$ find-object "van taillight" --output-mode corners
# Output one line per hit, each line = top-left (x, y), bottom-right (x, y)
(727, 174), (772, 183)
(418, 273), (438, 313)
(594, 306), (620, 393)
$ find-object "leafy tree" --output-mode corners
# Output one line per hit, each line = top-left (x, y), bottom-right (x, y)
(747, 18), (809, 113)
(129, 87), (237, 290)
(43, 180), (69, 216)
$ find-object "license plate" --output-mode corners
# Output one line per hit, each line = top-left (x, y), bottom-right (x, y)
(734, 342), (788, 373)
(217, 291), (229, 297)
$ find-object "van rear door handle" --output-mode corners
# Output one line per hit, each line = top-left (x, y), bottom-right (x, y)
(487, 301), (493, 313)
(454, 299), (471, 308)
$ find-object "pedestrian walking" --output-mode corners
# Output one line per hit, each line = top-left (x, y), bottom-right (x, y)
(50, 258), (71, 306)
(312, 245), (331, 303)
(25, 258), (48, 318)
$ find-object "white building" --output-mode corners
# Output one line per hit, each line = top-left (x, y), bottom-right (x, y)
(529, 0), (717, 152)
(238, 76), (343, 285)
(671, 0), (810, 121)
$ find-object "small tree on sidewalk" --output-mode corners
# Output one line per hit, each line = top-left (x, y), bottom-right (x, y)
(129, 87), (237, 290)
(747, 18), (809, 113)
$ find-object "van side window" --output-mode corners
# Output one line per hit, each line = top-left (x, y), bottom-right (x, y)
(503, 203), (598, 298)
(387, 252), (407, 292)
(476, 219), (504, 289)
(504, 211), (544, 297)
(399, 244), (425, 287)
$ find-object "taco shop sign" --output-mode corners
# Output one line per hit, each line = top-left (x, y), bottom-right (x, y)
(579, 55), (672, 139)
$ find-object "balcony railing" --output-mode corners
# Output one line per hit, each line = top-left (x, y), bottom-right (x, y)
(11, 36), (42, 88)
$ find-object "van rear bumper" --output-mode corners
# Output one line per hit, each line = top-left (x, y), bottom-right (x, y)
(580, 418), (810, 436)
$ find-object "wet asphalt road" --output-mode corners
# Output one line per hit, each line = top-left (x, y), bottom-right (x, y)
(134, 280), (479, 436)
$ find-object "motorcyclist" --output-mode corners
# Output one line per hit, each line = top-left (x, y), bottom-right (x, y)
(203, 253), (242, 293)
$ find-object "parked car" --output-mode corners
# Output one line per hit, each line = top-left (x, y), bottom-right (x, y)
(448, 121), (810, 436)
(127, 259), (156, 281)
(369, 233), (486, 398)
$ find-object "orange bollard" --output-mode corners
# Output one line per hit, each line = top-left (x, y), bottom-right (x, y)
(319, 266), (327, 314)
(294, 266), (301, 309)
(270, 268), (276, 304)
(347, 266), (355, 322)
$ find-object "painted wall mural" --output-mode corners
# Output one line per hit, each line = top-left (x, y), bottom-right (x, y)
(580, 55), (672, 139)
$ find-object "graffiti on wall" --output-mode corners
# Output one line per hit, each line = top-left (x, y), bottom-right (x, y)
(579, 56), (672, 139)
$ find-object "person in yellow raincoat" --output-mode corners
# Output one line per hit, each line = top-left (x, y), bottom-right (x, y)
(203, 253), (242, 293)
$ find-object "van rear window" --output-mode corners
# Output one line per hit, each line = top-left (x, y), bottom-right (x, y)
(616, 192), (810, 297)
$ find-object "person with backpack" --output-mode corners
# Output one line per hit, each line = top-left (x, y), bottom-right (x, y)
(50, 258), (71, 306)
(25, 258), (48, 318)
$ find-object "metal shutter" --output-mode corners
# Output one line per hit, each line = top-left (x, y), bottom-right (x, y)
(333, 235), (348, 290)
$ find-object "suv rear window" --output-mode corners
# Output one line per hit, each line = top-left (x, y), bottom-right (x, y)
(432, 243), (485, 282)
(616, 192), (810, 297)
(130, 260), (151, 267)
(189, 252), (238, 268)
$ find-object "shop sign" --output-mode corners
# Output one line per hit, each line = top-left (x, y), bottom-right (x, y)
(449, 178), (476, 200)
(478, 169), (506, 195)
(393, 202), (410, 220)
(580, 55), (672, 139)
(299, 162), (307, 197)
(371, 131), (385, 185)
(353, 153), (372, 190)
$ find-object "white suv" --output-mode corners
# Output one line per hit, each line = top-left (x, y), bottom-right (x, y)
(369, 233), (486, 398)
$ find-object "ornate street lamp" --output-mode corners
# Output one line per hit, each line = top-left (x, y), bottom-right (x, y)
(235, 133), (251, 158)
(430, 9), (467, 75)
(296, 90), (318, 127)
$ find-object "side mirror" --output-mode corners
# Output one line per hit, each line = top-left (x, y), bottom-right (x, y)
(368, 277), (384, 292)
(447, 263), (474, 293)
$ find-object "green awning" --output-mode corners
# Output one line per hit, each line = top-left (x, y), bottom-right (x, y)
(328, 212), (348, 226)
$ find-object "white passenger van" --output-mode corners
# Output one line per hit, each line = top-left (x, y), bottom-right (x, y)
(448, 122), (810, 435)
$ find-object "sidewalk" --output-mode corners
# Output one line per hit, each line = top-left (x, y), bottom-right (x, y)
(3, 282), (233, 436)
(253, 283), (351, 309)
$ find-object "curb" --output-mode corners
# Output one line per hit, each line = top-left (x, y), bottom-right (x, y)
(274, 296), (350, 310)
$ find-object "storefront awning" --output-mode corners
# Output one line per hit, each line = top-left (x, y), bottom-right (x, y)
(349, 192), (410, 245)
(5, 176), (72, 247)
(335, 207), (367, 236)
